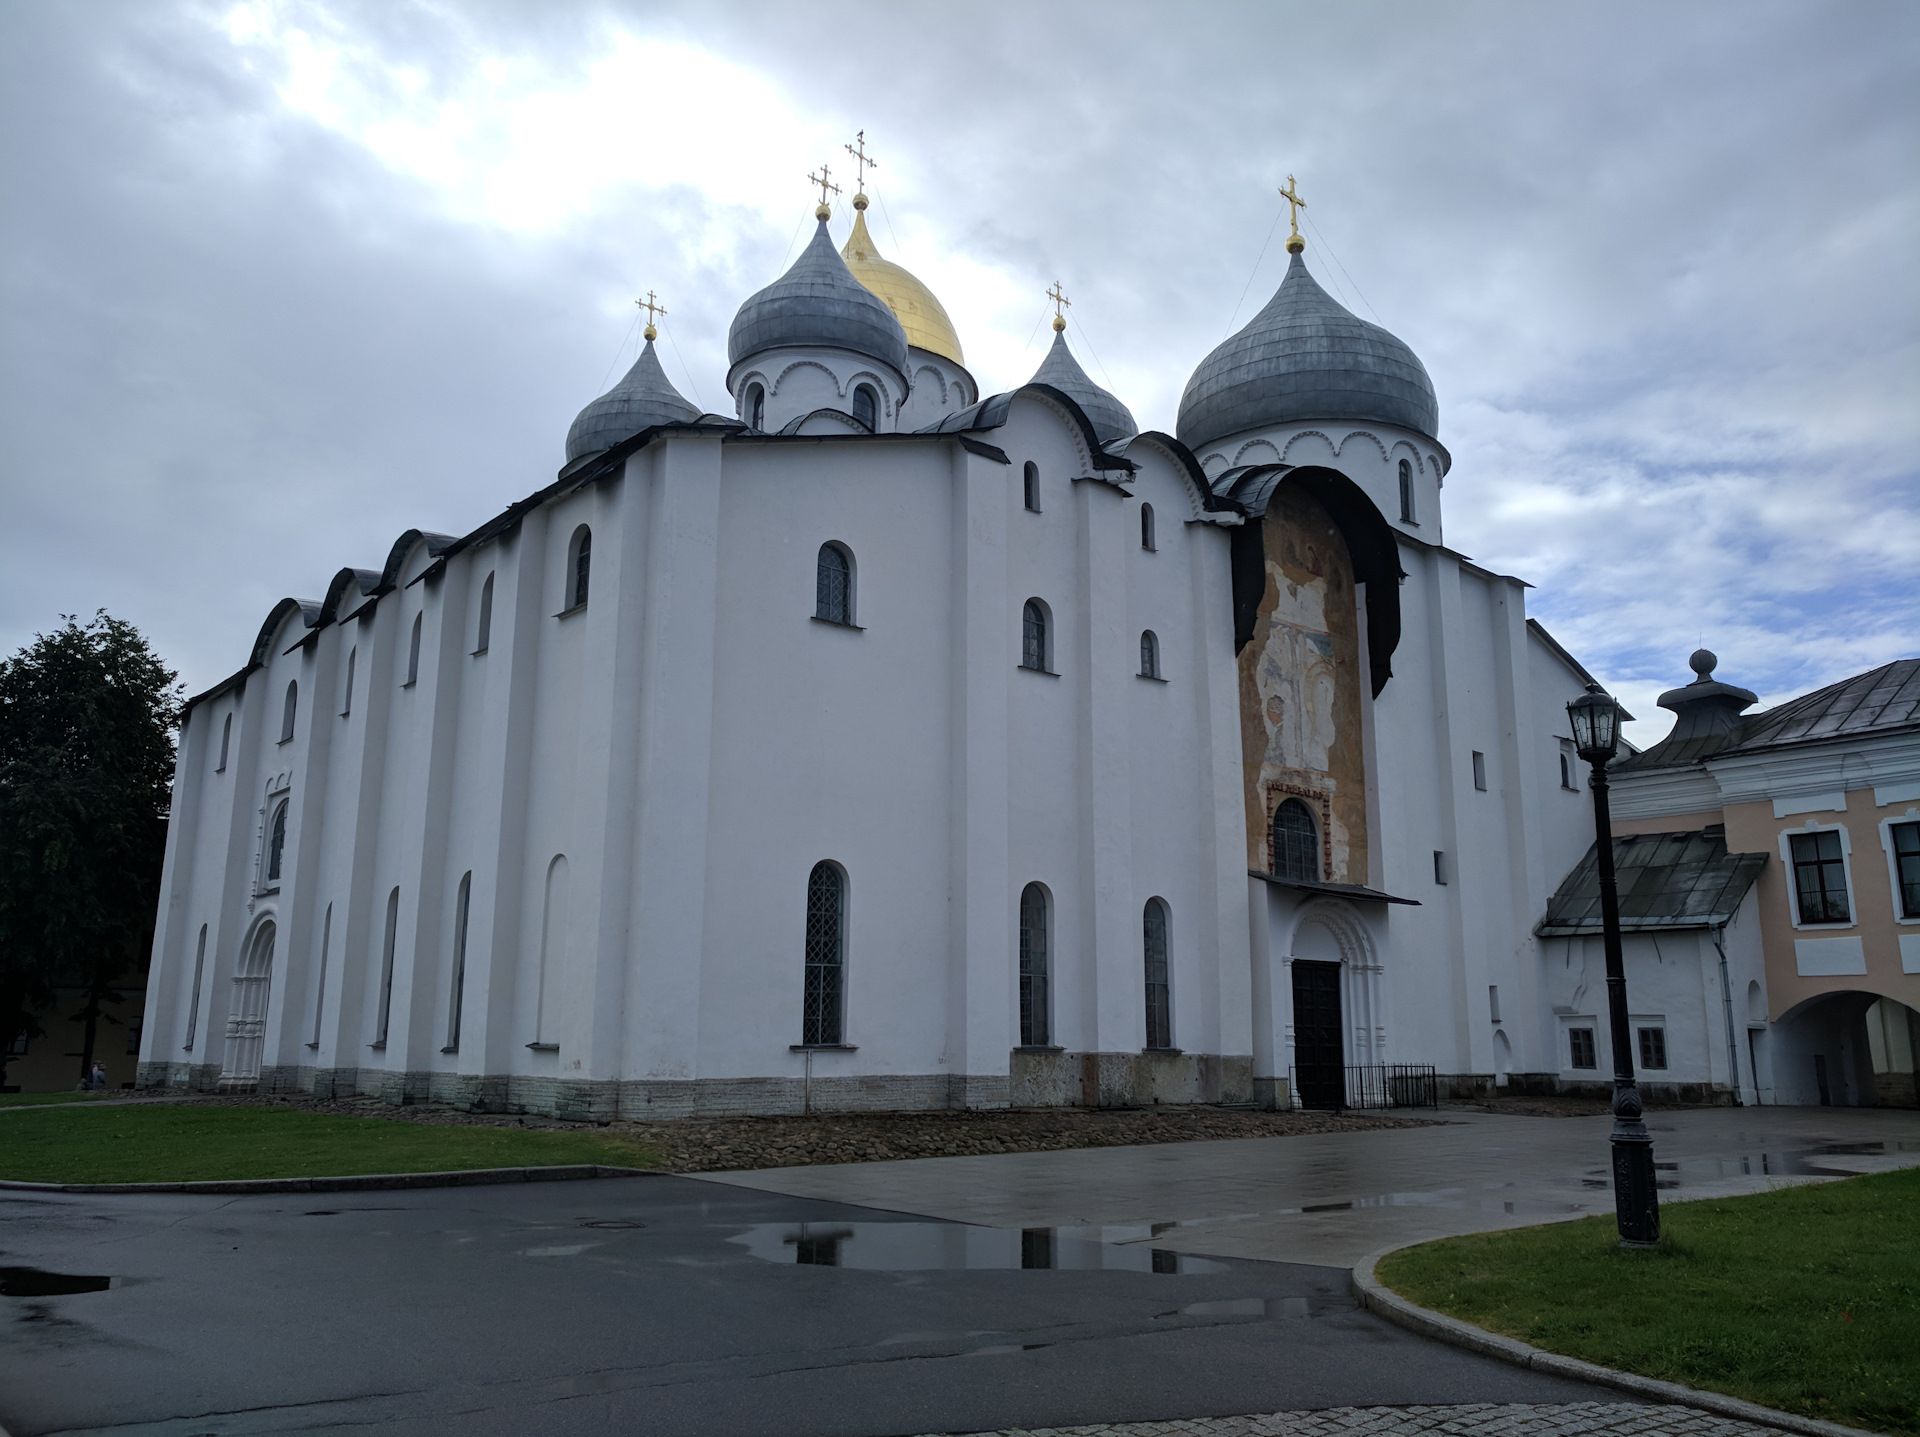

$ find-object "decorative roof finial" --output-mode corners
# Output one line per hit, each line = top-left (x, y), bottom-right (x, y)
(1279, 174), (1307, 254)
(1046, 280), (1071, 333)
(635, 290), (666, 343)
(845, 130), (878, 211)
(809, 164), (842, 220)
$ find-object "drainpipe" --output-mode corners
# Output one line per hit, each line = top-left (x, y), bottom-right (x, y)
(1711, 923), (1742, 1104)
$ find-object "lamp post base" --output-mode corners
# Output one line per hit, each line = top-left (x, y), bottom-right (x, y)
(1611, 1082), (1661, 1247)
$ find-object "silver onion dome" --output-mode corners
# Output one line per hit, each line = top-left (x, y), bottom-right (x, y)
(1176, 252), (1438, 452)
(728, 216), (910, 382)
(565, 338), (701, 462)
(1027, 328), (1137, 445)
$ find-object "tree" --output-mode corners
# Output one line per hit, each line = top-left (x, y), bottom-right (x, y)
(0, 612), (181, 1087)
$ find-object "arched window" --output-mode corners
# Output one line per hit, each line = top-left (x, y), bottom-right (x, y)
(570, 526), (592, 609)
(1019, 883), (1050, 1047)
(446, 872), (471, 1052)
(475, 572), (494, 654)
(1271, 798), (1319, 882)
(265, 799), (288, 884)
(815, 543), (854, 625)
(747, 383), (766, 430)
(216, 713), (231, 773)
(341, 646), (356, 716)
(1398, 459), (1416, 524)
(404, 613), (422, 686)
(802, 862), (845, 1046)
(851, 384), (878, 430)
(1143, 898), (1172, 1050)
(1141, 502), (1156, 551)
(279, 680), (298, 743)
(1139, 630), (1160, 679)
(375, 885), (400, 1046)
(1023, 461), (1041, 512)
(1021, 599), (1049, 672)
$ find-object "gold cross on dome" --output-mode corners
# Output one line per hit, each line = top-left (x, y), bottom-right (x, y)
(808, 164), (842, 208)
(1278, 174), (1307, 240)
(844, 130), (878, 191)
(1046, 281), (1071, 332)
(635, 290), (666, 339)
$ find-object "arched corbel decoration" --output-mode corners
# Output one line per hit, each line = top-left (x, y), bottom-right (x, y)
(1219, 463), (1404, 698)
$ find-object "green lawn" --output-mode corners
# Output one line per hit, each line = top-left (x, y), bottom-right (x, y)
(0, 1103), (659, 1184)
(1378, 1168), (1920, 1436)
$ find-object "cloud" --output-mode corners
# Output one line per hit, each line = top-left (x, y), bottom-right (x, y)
(1, 0), (1914, 748)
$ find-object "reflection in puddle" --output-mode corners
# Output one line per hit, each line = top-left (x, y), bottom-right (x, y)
(728, 1222), (1224, 1273)
(0, 1267), (112, 1297)
(1180, 1296), (1311, 1319)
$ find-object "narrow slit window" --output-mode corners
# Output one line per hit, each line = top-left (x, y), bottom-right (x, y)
(748, 384), (765, 430)
(802, 862), (845, 1046)
(1143, 898), (1172, 1050)
(1019, 883), (1050, 1047)
(375, 886), (400, 1046)
(815, 544), (853, 625)
(1472, 750), (1488, 791)
(341, 646), (356, 716)
(475, 573), (494, 653)
(216, 713), (231, 772)
(1021, 600), (1048, 671)
(1399, 459), (1416, 523)
(184, 924), (207, 1050)
(312, 903), (331, 1047)
(404, 613), (422, 686)
(851, 384), (878, 430)
(447, 872), (471, 1052)
(1140, 502), (1156, 550)
(280, 680), (298, 742)
(1139, 630), (1160, 679)
(570, 526), (592, 609)
(1023, 461), (1040, 512)
(265, 799), (289, 884)
(1434, 850), (1449, 885)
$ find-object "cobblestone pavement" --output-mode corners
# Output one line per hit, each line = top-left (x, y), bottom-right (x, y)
(916, 1403), (1798, 1436)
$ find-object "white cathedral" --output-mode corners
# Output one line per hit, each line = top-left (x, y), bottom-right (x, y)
(137, 181), (1670, 1118)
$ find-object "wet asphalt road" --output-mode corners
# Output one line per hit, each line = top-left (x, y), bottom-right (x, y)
(0, 1173), (1609, 1437)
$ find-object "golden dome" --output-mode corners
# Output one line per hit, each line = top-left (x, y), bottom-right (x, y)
(839, 207), (965, 366)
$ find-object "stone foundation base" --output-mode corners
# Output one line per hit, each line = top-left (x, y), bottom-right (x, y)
(1009, 1050), (1253, 1108)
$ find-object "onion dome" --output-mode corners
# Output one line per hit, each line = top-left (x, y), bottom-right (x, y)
(1027, 320), (1137, 445)
(728, 214), (910, 381)
(1176, 251), (1438, 453)
(565, 335), (701, 462)
(839, 197), (965, 365)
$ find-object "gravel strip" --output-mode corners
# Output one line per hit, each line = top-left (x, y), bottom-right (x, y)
(152, 1094), (1440, 1172)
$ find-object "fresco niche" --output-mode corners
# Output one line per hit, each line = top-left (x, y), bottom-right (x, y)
(1236, 484), (1369, 882)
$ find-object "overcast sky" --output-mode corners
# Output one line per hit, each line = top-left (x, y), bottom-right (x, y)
(2, 0), (1915, 743)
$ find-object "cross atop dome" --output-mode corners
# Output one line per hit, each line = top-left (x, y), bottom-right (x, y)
(1046, 281), (1071, 333)
(635, 290), (666, 342)
(1278, 174), (1307, 254)
(808, 164), (841, 220)
(845, 131), (878, 206)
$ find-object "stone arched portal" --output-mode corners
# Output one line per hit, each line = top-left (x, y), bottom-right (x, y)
(1284, 899), (1383, 1108)
(218, 919), (276, 1093)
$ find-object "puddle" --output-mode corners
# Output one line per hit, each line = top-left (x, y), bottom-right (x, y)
(578, 1219), (647, 1230)
(1179, 1296), (1311, 1319)
(1, 1267), (112, 1297)
(727, 1222), (1224, 1273)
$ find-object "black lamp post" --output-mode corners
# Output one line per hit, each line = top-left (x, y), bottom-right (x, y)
(1567, 682), (1661, 1248)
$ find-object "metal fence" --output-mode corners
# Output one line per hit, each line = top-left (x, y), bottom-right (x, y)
(1290, 1063), (1439, 1111)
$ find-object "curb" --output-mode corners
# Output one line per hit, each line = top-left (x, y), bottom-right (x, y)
(1351, 1246), (1875, 1437)
(0, 1164), (654, 1195)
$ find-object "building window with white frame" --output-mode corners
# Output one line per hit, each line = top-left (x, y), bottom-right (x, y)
(1637, 1024), (1668, 1070)
(1569, 1026), (1597, 1069)
(1891, 820), (1920, 919)
(1790, 829), (1851, 924)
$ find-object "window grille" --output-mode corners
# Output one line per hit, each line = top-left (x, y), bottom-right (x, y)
(816, 544), (852, 625)
(1023, 461), (1040, 512)
(1143, 898), (1172, 1050)
(1022, 600), (1048, 671)
(1139, 630), (1160, 679)
(851, 384), (877, 430)
(280, 680), (298, 742)
(1637, 1026), (1667, 1070)
(1892, 821), (1920, 919)
(1569, 1027), (1597, 1069)
(1140, 502), (1156, 550)
(265, 800), (288, 883)
(1398, 458), (1416, 523)
(1271, 799), (1319, 882)
(475, 573), (493, 653)
(572, 527), (592, 609)
(1019, 883), (1050, 1047)
(1789, 830), (1851, 924)
(802, 862), (844, 1046)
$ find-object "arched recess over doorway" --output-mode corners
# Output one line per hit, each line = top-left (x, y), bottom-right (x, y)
(1285, 899), (1382, 1109)
(218, 918), (276, 1092)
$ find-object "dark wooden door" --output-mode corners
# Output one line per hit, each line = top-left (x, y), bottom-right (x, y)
(1291, 960), (1345, 1110)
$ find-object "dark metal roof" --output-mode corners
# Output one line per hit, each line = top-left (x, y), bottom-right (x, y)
(565, 339), (701, 461)
(727, 217), (909, 381)
(1618, 657), (1919, 773)
(1536, 829), (1767, 936)
(1248, 870), (1420, 905)
(1176, 252), (1439, 453)
(1026, 330), (1137, 445)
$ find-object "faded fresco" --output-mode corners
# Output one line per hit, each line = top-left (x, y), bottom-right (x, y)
(1238, 486), (1369, 881)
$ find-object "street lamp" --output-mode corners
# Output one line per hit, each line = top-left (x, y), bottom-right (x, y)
(1567, 682), (1661, 1248)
